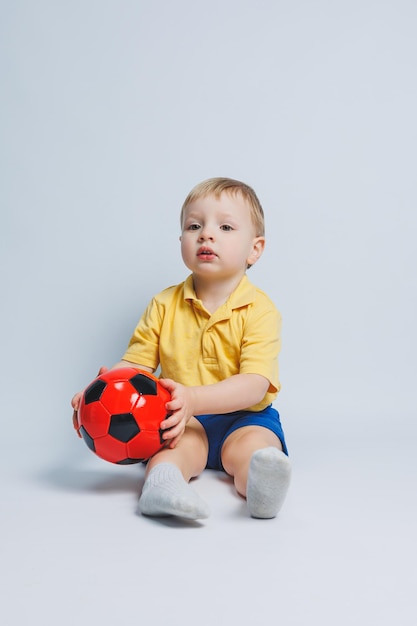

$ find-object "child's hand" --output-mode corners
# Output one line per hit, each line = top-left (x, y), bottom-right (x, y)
(71, 366), (109, 437)
(158, 378), (195, 449)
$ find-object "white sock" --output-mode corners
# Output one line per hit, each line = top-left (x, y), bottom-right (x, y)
(247, 447), (291, 519)
(138, 463), (210, 520)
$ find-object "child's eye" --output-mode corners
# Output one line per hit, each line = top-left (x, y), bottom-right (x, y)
(220, 224), (233, 231)
(187, 224), (201, 231)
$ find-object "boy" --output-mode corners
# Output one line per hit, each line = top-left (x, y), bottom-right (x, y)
(72, 177), (291, 520)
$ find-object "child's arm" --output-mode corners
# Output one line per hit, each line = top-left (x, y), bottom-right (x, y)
(159, 374), (270, 448)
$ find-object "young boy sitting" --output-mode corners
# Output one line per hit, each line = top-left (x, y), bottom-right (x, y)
(72, 177), (291, 520)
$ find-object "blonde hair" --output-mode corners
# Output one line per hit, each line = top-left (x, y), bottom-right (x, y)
(180, 177), (265, 237)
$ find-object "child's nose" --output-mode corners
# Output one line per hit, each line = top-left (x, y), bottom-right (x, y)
(198, 226), (214, 241)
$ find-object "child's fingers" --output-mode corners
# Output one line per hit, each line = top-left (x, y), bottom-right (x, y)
(160, 411), (181, 430)
(161, 419), (185, 442)
(167, 435), (181, 449)
(71, 392), (82, 410)
(164, 396), (183, 413)
(72, 409), (82, 438)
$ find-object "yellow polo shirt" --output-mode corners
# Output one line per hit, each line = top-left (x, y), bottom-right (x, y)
(122, 274), (281, 411)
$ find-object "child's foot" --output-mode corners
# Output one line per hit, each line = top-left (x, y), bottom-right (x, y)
(247, 447), (291, 519)
(138, 463), (210, 520)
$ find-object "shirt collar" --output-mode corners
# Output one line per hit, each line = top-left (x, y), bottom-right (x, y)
(183, 274), (257, 311)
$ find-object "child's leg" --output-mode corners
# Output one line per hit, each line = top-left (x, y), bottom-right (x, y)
(138, 418), (210, 520)
(221, 426), (291, 518)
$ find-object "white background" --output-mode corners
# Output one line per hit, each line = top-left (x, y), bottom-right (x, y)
(1, 1), (416, 625)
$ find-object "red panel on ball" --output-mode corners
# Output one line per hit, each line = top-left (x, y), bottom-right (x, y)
(126, 429), (164, 460)
(77, 398), (111, 439)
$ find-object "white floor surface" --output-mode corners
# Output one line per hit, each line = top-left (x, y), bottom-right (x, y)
(1, 433), (416, 626)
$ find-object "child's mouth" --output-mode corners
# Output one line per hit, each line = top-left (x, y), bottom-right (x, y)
(197, 247), (216, 260)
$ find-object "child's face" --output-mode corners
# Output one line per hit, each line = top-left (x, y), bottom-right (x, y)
(180, 192), (265, 281)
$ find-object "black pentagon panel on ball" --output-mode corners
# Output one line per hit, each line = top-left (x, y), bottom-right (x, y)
(84, 379), (107, 404)
(80, 426), (96, 452)
(116, 458), (145, 465)
(109, 413), (140, 442)
(159, 427), (165, 444)
(129, 373), (157, 396)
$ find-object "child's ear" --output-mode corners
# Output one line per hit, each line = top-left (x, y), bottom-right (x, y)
(247, 237), (265, 266)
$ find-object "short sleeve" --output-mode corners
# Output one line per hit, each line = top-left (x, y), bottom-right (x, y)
(239, 303), (281, 393)
(122, 298), (163, 371)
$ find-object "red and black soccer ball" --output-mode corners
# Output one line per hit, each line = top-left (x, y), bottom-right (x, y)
(75, 368), (171, 465)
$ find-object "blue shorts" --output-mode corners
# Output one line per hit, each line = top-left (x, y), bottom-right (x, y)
(194, 405), (288, 471)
